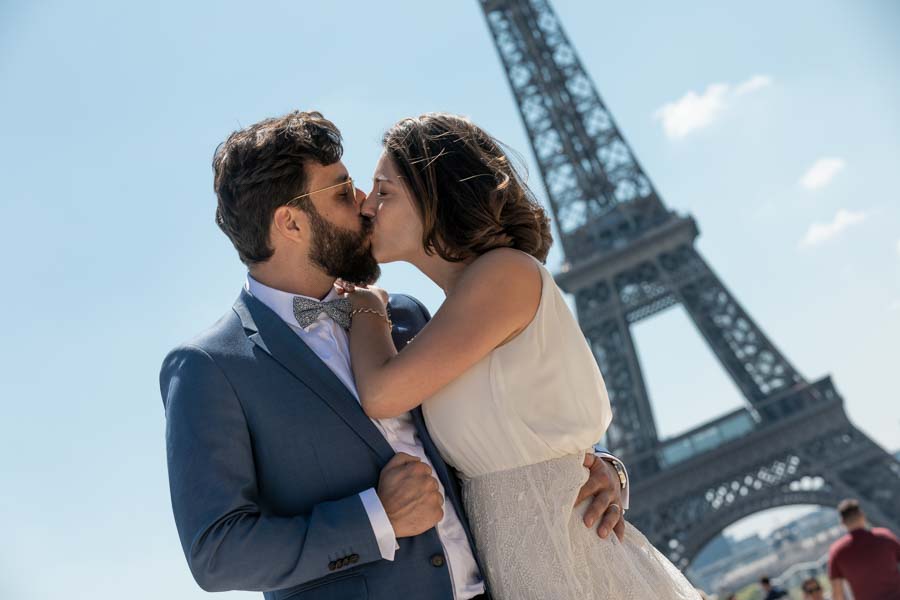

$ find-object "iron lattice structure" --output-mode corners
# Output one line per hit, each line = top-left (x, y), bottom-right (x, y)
(479, 0), (900, 569)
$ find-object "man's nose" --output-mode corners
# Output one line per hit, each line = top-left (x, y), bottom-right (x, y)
(360, 190), (378, 219)
(354, 186), (367, 208)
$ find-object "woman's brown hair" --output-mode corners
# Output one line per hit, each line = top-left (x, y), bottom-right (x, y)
(382, 113), (552, 263)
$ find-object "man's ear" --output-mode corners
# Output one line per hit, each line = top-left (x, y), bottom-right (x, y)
(271, 205), (305, 243)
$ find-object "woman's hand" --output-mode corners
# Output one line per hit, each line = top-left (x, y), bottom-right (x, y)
(335, 280), (389, 311)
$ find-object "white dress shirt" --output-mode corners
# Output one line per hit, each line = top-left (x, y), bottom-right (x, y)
(245, 275), (484, 599)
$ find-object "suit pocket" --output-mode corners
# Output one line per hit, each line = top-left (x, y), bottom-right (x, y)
(277, 574), (367, 600)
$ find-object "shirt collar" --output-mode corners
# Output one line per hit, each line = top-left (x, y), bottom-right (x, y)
(245, 274), (340, 328)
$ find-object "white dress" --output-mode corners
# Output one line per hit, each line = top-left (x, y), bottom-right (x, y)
(422, 253), (699, 600)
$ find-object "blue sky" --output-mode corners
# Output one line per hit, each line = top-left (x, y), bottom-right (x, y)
(1, 1), (898, 597)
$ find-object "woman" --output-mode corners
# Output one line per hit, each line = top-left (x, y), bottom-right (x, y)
(342, 113), (698, 599)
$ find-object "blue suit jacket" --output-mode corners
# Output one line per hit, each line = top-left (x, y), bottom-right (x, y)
(160, 290), (482, 600)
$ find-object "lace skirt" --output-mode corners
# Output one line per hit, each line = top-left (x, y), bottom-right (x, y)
(461, 453), (700, 600)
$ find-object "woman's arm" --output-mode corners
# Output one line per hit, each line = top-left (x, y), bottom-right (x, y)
(347, 249), (542, 419)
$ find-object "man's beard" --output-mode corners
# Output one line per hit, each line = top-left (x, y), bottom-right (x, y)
(302, 202), (381, 285)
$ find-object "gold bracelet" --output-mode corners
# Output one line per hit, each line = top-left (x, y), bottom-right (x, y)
(350, 307), (393, 329)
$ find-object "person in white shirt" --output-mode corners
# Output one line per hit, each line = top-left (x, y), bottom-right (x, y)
(341, 113), (697, 598)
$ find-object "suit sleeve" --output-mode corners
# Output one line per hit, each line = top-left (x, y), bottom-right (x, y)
(160, 345), (382, 592)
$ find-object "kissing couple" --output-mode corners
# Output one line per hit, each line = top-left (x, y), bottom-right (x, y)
(161, 110), (698, 599)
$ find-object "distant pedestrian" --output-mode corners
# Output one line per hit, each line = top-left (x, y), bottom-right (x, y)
(802, 576), (829, 600)
(760, 575), (788, 599)
(828, 499), (900, 600)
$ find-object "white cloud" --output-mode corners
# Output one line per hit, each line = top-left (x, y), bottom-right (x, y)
(735, 74), (773, 96)
(799, 158), (846, 191)
(654, 83), (729, 139)
(799, 209), (868, 248)
(890, 299), (900, 312)
(895, 239), (900, 257)
(654, 75), (772, 139)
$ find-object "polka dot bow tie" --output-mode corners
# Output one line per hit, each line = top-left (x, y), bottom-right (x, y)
(292, 296), (352, 331)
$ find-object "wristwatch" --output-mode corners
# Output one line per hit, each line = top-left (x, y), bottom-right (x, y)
(603, 456), (628, 493)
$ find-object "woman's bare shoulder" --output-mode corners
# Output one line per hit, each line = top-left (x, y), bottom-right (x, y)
(455, 248), (543, 310)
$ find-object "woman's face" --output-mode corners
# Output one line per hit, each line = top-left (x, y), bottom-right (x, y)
(363, 152), (424, 264)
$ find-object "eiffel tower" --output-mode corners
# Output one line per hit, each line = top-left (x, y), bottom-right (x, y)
(478, 0), (900, 570)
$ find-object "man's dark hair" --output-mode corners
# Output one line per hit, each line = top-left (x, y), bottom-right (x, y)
(838, 498), (862, 522)
(213, 110), (343, 264)
(760, 576), (771, 585)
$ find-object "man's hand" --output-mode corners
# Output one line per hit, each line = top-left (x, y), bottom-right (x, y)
(377, 452), (444, 538)
(575, 454), (626, 541)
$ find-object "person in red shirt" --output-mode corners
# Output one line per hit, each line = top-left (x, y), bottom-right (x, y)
(828, 498), (900, 600)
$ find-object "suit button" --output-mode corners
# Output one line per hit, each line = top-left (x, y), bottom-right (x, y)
(430, 553), (445, 567)
(328, 561), (337, 571)
(349, 554), (360, 564)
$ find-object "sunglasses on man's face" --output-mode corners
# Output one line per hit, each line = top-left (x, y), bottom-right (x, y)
(803, 585), (822, 593)
(288, 178), (356, 204)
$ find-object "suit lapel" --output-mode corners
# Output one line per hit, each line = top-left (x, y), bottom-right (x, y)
(410, 406), (484, 569)
(233, 290), (395, 466)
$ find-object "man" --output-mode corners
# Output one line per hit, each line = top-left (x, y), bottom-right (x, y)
(160, 110), (630, 600)
(801, 576), (828, 600)
(759, 576), (788, 600)
(828, 498), (900, 600)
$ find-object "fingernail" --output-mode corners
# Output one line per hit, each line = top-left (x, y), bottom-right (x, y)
(600, 528), (609, 538)
(584, 518), (594, 528)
